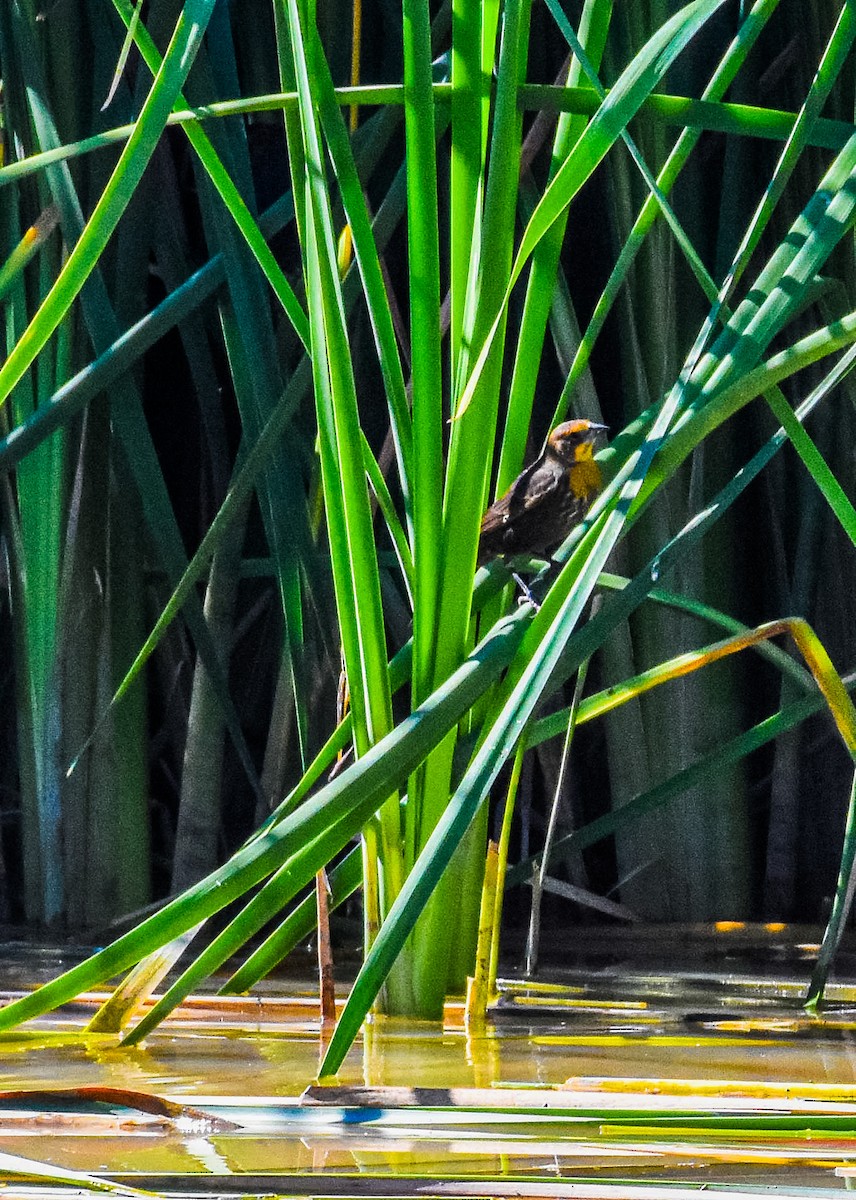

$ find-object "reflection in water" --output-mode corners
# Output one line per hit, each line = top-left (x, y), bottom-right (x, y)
(1, 927), (856, 1190)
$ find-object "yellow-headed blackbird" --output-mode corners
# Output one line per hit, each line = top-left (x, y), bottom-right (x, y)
(478, 419), (607, 565)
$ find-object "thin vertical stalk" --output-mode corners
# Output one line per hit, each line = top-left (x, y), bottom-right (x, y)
(405, 0), (444, 713)
(525, 640), (592, 974)
(449, 0), (486, 382)
(401, 0), (447, 1015)
(284, 0), (409, 1007)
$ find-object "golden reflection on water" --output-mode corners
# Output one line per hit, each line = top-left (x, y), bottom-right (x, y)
(3, 928), (856, 1189)
(2, 976), (856, 1099)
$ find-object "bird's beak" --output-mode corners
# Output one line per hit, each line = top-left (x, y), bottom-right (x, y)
(589, 422), (609, 432)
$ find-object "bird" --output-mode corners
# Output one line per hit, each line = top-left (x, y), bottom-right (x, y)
(478, 419), (608, 566)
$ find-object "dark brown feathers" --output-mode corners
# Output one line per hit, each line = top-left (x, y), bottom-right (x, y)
(478, 419), (607, 565)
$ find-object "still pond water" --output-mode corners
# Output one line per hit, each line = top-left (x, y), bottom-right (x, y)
(1, 924), (856, 1198)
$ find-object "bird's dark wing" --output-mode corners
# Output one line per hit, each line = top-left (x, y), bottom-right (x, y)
(479, 457), (566, 561)
(505, 456), (565, 517)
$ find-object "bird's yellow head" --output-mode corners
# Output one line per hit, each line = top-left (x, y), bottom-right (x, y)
(547, 419), (608, 465)
(546, 418), (608, 501)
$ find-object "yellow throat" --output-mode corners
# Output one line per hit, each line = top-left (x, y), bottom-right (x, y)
(569, 442), (602, 499)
